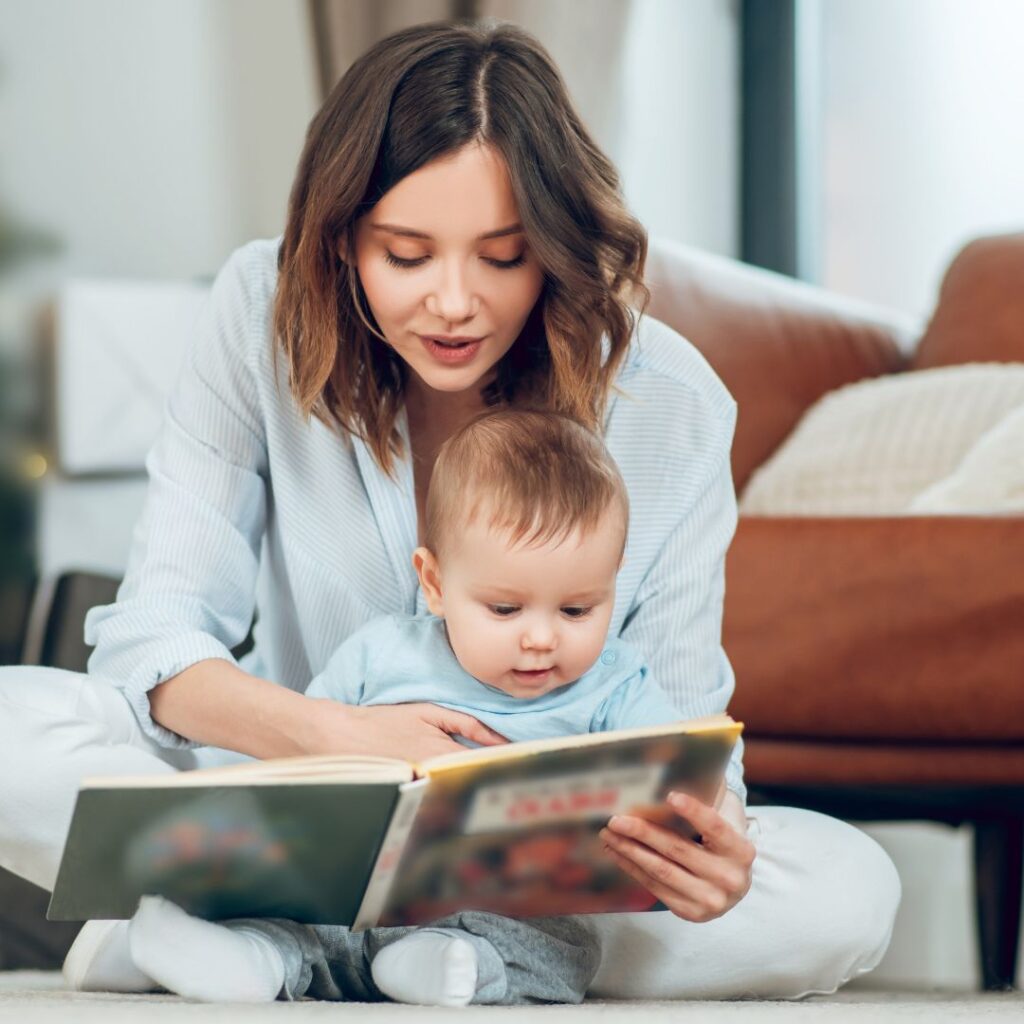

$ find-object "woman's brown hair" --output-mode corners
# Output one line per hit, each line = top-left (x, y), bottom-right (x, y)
(274, 19), (649, 477)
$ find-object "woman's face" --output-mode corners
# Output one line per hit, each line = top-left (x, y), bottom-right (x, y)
(352, 143), (545, 398)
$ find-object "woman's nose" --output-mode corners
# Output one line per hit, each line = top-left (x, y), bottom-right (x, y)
(425, 259), (478, 323)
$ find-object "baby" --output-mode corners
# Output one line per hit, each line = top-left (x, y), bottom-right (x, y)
(124, 409), (682, 1006)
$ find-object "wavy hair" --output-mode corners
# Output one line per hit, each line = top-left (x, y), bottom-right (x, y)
(274, 19), (649, 477)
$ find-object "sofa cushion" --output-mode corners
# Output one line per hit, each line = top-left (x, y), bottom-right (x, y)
(911, 231), (1024, 370)
(738, 364), (1024, 515)
(724, 515), (1024, 744)
(908, 404), (1024, 514)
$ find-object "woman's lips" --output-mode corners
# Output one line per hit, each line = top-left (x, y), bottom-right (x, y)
(418, 334), (485, 365)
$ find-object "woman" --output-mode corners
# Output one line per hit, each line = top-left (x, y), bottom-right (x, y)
(0, 20), (898, 1000)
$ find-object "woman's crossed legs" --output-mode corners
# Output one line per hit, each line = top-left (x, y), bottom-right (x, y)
(0, 666), (900, 1001)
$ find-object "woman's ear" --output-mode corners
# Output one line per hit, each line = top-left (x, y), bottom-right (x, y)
(412, 546), (445, 616)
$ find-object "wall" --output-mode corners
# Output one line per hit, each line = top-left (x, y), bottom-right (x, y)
(818, 0), (1024, 317)
(0, 0), (318, 283)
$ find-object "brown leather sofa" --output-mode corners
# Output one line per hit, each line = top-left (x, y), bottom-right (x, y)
(644, 231), (1024, 991)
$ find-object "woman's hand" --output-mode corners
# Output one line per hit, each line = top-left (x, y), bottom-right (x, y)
(599, 787), (756, 923)
(301, 697), (508, 762)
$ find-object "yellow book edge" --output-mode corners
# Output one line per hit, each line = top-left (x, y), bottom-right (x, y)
(80, 713), (742, 790)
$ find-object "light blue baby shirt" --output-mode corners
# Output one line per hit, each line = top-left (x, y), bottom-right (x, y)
(304, 614), (683, 742)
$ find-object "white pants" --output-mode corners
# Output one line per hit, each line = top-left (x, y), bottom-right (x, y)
(0, 666), (901, 1000)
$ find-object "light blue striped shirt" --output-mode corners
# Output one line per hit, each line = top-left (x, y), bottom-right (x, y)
(304, 614), (684, 740)
(84, 238), (746, 802)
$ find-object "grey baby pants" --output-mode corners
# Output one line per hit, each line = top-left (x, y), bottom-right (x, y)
(227, 912), (600, 1005)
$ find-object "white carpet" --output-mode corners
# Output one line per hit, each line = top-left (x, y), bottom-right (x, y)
(1, 972), (1022, 1022)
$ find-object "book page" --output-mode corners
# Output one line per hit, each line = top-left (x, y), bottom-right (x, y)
(81, 754), (414, 789)
(416, 713), (737, 775)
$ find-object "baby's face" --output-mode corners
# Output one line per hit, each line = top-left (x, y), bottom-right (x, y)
(416, 508), (624, 698)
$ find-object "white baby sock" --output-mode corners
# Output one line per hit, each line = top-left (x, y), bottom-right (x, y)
(63, 919), (159, 993)
(127, 895), (286, 1003)
(371, 929), (479, 1006)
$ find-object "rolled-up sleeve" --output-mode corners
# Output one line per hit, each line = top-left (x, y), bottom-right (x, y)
(85, 246), (269, 748)
(618, 413), (747, 805)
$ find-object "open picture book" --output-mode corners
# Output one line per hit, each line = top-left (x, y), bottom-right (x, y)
(48, 714), (741, 929)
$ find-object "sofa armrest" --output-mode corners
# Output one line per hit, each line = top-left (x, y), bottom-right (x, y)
(723, 514), (1024, 741)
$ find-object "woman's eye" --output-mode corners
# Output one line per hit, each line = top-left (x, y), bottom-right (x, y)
(561, 607), (592, 619)
(384, 251), (428, 269)
(489, 605), (520, 617)
(383, 252), (527, 271)
(483, 254), (527, 269)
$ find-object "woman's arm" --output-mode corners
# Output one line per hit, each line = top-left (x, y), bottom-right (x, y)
(151, 659), (508, 761)
(148, 660), (314, 757)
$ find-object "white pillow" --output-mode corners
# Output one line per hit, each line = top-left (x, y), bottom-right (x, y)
(908, 403), (1024, 514)
(739, 364), (1024, 515)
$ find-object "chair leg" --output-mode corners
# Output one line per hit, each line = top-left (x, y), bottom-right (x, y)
(973, 815), (1023, 990)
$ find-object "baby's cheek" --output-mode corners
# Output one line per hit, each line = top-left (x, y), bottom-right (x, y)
(456, 622), (506, 681)
(574, 628), (609, 676)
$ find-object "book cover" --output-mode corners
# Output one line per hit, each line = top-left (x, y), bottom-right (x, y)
(48, 716), (741, 927)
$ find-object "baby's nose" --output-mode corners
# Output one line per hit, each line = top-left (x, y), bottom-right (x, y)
(522, 621), (557, 650)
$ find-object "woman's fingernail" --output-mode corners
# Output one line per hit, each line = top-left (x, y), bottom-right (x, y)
(669, 791), (686, 805)
(608, 815), (623, 828)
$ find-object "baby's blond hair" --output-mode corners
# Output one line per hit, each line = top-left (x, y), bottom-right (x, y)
(425, 408), (629, 560)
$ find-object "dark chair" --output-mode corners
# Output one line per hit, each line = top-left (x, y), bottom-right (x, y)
(1, 570), (120, 969)
(20, 571), (122, 671)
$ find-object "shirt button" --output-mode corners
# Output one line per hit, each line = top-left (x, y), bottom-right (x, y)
(600, 651), (617, 666)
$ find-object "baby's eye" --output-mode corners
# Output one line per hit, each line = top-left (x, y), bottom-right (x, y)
(561, 606), (592, 619)
(489, 604), (520, 617)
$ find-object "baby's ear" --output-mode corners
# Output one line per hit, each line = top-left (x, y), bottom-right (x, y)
(412, 546), (444, 616)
